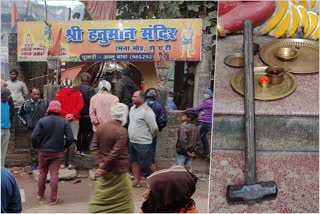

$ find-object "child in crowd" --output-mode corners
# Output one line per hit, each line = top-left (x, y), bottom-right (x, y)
(175, 110), (200, 172)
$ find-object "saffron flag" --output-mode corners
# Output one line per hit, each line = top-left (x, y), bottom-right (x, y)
(61, 65), (85, 81)
(82, 1), (116, 20)
(11, 1), (19, 28)
(48, 28), (62, 56)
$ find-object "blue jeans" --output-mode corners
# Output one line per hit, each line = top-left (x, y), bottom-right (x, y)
(176, 154), (192, 172)
(198, 121), (211, 156)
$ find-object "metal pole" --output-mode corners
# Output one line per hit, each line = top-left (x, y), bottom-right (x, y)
(243, 20), (256, 185)
(56, 58), (61, 85)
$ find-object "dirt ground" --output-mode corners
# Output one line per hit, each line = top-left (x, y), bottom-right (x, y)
(16, 170), (209, 213)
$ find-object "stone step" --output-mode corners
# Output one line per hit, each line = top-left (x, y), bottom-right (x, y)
(32, 168), (77, 182)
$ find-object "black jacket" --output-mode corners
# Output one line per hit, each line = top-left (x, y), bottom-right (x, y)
(31, 113), (74, 152)
(113, 76), (138, 107)
(18, 99), (48, 130)
(74, 82), (95, 116)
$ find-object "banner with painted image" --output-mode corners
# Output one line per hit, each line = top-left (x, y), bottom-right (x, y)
(17, 18), (202, 62)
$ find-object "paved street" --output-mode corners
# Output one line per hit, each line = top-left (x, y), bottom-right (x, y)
(15, 169), (209, 213)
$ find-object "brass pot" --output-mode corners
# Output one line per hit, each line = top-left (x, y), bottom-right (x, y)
(265, 66), (285, 85)
(274, 47), (298, 61)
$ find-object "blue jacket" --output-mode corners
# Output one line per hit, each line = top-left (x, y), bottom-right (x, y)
(146, 98), (167, 131)
(1, 167), (22, 213)
(1, 102), (10, 129)
(31, 113), (74, 152)
(188, 98), (213, 124)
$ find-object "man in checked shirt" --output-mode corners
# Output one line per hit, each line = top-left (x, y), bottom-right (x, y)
(18, 88), (48, 174)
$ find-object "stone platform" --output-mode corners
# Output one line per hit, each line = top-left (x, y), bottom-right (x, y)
(210, 35), (319, 212)
(213, 35), (319, 117)
(32, 168), (77, 182)
(209, 151), (319, 213)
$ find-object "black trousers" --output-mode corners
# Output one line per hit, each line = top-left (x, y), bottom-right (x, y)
(77, 116), (93, 152)
(28, 129), (38, 164)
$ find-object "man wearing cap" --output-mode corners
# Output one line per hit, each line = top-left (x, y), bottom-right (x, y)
(31, 100), (74, 205)
(55, 78), (84, 169)
(18, 88), (48, 173)
(88, 103), (134, 213)
(145, 88), (168, 166)
(1, 88), (13, 167)
(129, 90), (158, 187)
(89, 80), (119, 132)
(187, 88), (214, 160)
(74, 73), (96, 155)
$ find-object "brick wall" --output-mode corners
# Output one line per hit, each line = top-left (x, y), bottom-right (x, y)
(6, 111), (210, 174)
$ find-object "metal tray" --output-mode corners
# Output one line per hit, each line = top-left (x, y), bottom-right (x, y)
(224, 53), (245, 67)
(230, 67), (297, 100)
(259, 39), (319, 74)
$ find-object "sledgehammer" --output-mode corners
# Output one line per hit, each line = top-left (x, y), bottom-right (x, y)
(226, 20), (277, 203)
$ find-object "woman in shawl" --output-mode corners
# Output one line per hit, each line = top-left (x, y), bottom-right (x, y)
(141, 166), (198, 213)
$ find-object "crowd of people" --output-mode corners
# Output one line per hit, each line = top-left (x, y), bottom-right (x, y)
(1, 67), (213, 212)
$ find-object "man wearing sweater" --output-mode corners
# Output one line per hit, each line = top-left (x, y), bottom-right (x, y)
(55, 78), (84, 169)
(74, 73), (96, 155)
(6, 69), (28, 132)
(31, 100), (73, 205)
(6, 69), (28, 109)
(187, 88), (214, 160)
(18, 88), (48, 172)
(89, 80), (119, 133)
(128, 91), (158, 188)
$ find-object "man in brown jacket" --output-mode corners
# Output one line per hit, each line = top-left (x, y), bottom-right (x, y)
(88, 103), (134, 213)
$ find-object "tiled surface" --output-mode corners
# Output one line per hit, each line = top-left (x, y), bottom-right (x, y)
(214, 35), (319, 116)
(209, 151), (319, 213)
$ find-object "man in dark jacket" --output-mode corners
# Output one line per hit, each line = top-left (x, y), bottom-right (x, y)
(145, 88), (167, 164)
(113, 67), (138, 109)
(1, 167), (22, 213)
(31, 100), (73, 205)
(18, 88), (48, 172)
(74, 73), (96, 155)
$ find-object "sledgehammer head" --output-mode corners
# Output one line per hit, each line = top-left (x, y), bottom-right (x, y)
(227, 181), (277, 203)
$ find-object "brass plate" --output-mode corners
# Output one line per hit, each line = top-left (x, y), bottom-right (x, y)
(230, 67), (297, 100)
(259, 39), (319, 74)
(224, 53), (245, 67)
